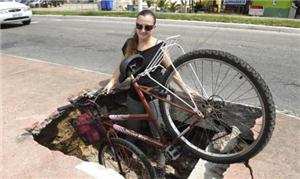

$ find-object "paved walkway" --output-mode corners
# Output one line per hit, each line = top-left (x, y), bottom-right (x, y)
(1, 54), (121, 178)
(1, 54), (300, 178)
(189, 112), (300, 179)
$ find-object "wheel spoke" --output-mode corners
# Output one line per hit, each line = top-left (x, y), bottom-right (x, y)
(230, 87), (255, 103)
(160, 50), (274, 164)
(214, 66), (231, 96)
(99, 139), (153, 179)
(216, 72), (240, 96)
(213, 63), (222, 95)
(225, 79), (247, 100)
(188, 63), (209, 98)
(211, 60), (214, 95)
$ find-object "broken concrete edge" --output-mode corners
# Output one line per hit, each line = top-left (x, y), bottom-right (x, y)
(276, 110), (300, 120)
(25, 110), (61, 136)
(25, 101), (198, 179)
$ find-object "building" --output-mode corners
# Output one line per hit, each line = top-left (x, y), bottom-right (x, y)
(113, 0), (298, 18)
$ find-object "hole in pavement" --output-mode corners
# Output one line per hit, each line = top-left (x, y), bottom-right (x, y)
(28, 107), (200, 179)
(27, 90), (261, 179)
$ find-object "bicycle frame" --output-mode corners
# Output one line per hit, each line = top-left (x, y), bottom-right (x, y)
(99, 79), (203, 150)
(96, 35), (207, 151)
(70, 35), (275, 170)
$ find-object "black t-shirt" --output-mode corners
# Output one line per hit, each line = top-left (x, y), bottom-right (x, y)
(122, 38), (165, 100)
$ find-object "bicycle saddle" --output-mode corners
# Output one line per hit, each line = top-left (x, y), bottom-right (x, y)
(119, 54), (145, 83)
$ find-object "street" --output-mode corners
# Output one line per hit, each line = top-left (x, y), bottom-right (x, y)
(1, 15), (300, 116)
(1, 15), (300, 178)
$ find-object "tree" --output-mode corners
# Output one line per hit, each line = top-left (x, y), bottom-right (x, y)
(146, 0), (154, 8)
(181, 0), (188, 13)
(157, 0), (169, 11)
(169, 2), (180, 12)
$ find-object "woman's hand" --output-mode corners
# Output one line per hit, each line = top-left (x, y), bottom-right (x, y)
(103, 81), (114, 94)
(102, 63), (121, 94)
(186, 87), (200, 97)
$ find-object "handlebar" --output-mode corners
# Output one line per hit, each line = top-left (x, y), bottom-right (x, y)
(57, 104), (73, 112)
(56, 90), (106, 115)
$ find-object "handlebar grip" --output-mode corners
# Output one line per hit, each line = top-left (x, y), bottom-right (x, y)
(57, 104), (73, 112)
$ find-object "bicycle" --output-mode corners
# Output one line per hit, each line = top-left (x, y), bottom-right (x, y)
(58, 35), (275, 178)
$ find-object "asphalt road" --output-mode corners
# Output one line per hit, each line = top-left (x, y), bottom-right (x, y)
(1, 15), (300, 116)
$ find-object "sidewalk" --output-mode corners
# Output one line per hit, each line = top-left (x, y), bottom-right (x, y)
(1, 54), (122, 178)
(189, 112), (300, 179)
(1, 54), (300, 178)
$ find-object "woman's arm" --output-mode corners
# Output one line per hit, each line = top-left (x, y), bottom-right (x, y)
(103, 39), (130, 93)
(103, 65), (120, 93)
(162, 52), (192, 95)
(162, 52), (204, 117)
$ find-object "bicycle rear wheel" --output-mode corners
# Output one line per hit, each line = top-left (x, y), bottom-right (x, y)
(159, 49), (275, 164)
(98, 138), (156, 179)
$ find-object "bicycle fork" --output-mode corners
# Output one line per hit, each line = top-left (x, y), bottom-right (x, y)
(106, 131), (127, 176)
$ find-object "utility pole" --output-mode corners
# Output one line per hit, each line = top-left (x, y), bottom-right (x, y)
(138, 0), (143, 12)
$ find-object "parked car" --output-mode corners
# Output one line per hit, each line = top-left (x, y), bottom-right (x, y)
(0, 0), (32, 25)
(30, 0), (63, 8)
(16, 0), (32, 5)
(48, 0), (64, 7)
(29, 0), (44, 7)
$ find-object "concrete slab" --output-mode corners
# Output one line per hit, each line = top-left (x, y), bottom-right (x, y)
(1, 54), (123, 179)
(223, 113), (300, 179)
(188, 112), (300, 179)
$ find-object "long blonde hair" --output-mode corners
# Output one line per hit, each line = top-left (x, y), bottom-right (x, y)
(124, 32), (138, 59)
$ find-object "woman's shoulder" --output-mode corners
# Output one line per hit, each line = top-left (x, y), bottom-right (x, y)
(125, 37), (134, 44)
(151, 39), (164, 49)
(138, 40), (164, 54)
(155, 39), (163, 45)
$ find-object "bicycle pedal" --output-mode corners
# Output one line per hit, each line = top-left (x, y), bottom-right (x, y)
(165, 145), (181, 160)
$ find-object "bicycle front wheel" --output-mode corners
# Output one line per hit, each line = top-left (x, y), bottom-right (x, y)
(98, 138), (156, 179)
(159, 49), (275, 164)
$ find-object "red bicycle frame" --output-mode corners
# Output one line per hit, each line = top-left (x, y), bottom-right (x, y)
(99, 80), (203, 150)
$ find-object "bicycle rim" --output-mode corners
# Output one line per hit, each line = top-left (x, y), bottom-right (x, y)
(160, 50), (275, 163)
(99, 139), (154, 179)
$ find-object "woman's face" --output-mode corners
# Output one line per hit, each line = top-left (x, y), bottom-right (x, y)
(136, 14), (156, 41)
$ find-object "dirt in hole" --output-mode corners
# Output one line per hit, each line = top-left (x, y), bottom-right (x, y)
(27, 89), (261, 179)
(28, 107), (199, 179)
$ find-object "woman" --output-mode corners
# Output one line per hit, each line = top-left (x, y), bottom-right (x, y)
(103, 9), (169, 178)
(103, 9), (229, 179)
(103, 9), (170, 94)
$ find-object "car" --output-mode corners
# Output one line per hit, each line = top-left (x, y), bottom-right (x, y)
(0, 0), (32, 25)
(48, 0), (64, 7)
(29, 0), (44, 8)
(16, 0), (32, 6)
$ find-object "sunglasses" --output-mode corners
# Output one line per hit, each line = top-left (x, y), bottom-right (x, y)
(136, 23), (154, 31)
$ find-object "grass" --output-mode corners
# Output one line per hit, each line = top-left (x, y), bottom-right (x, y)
(32, 10), (300, 28)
